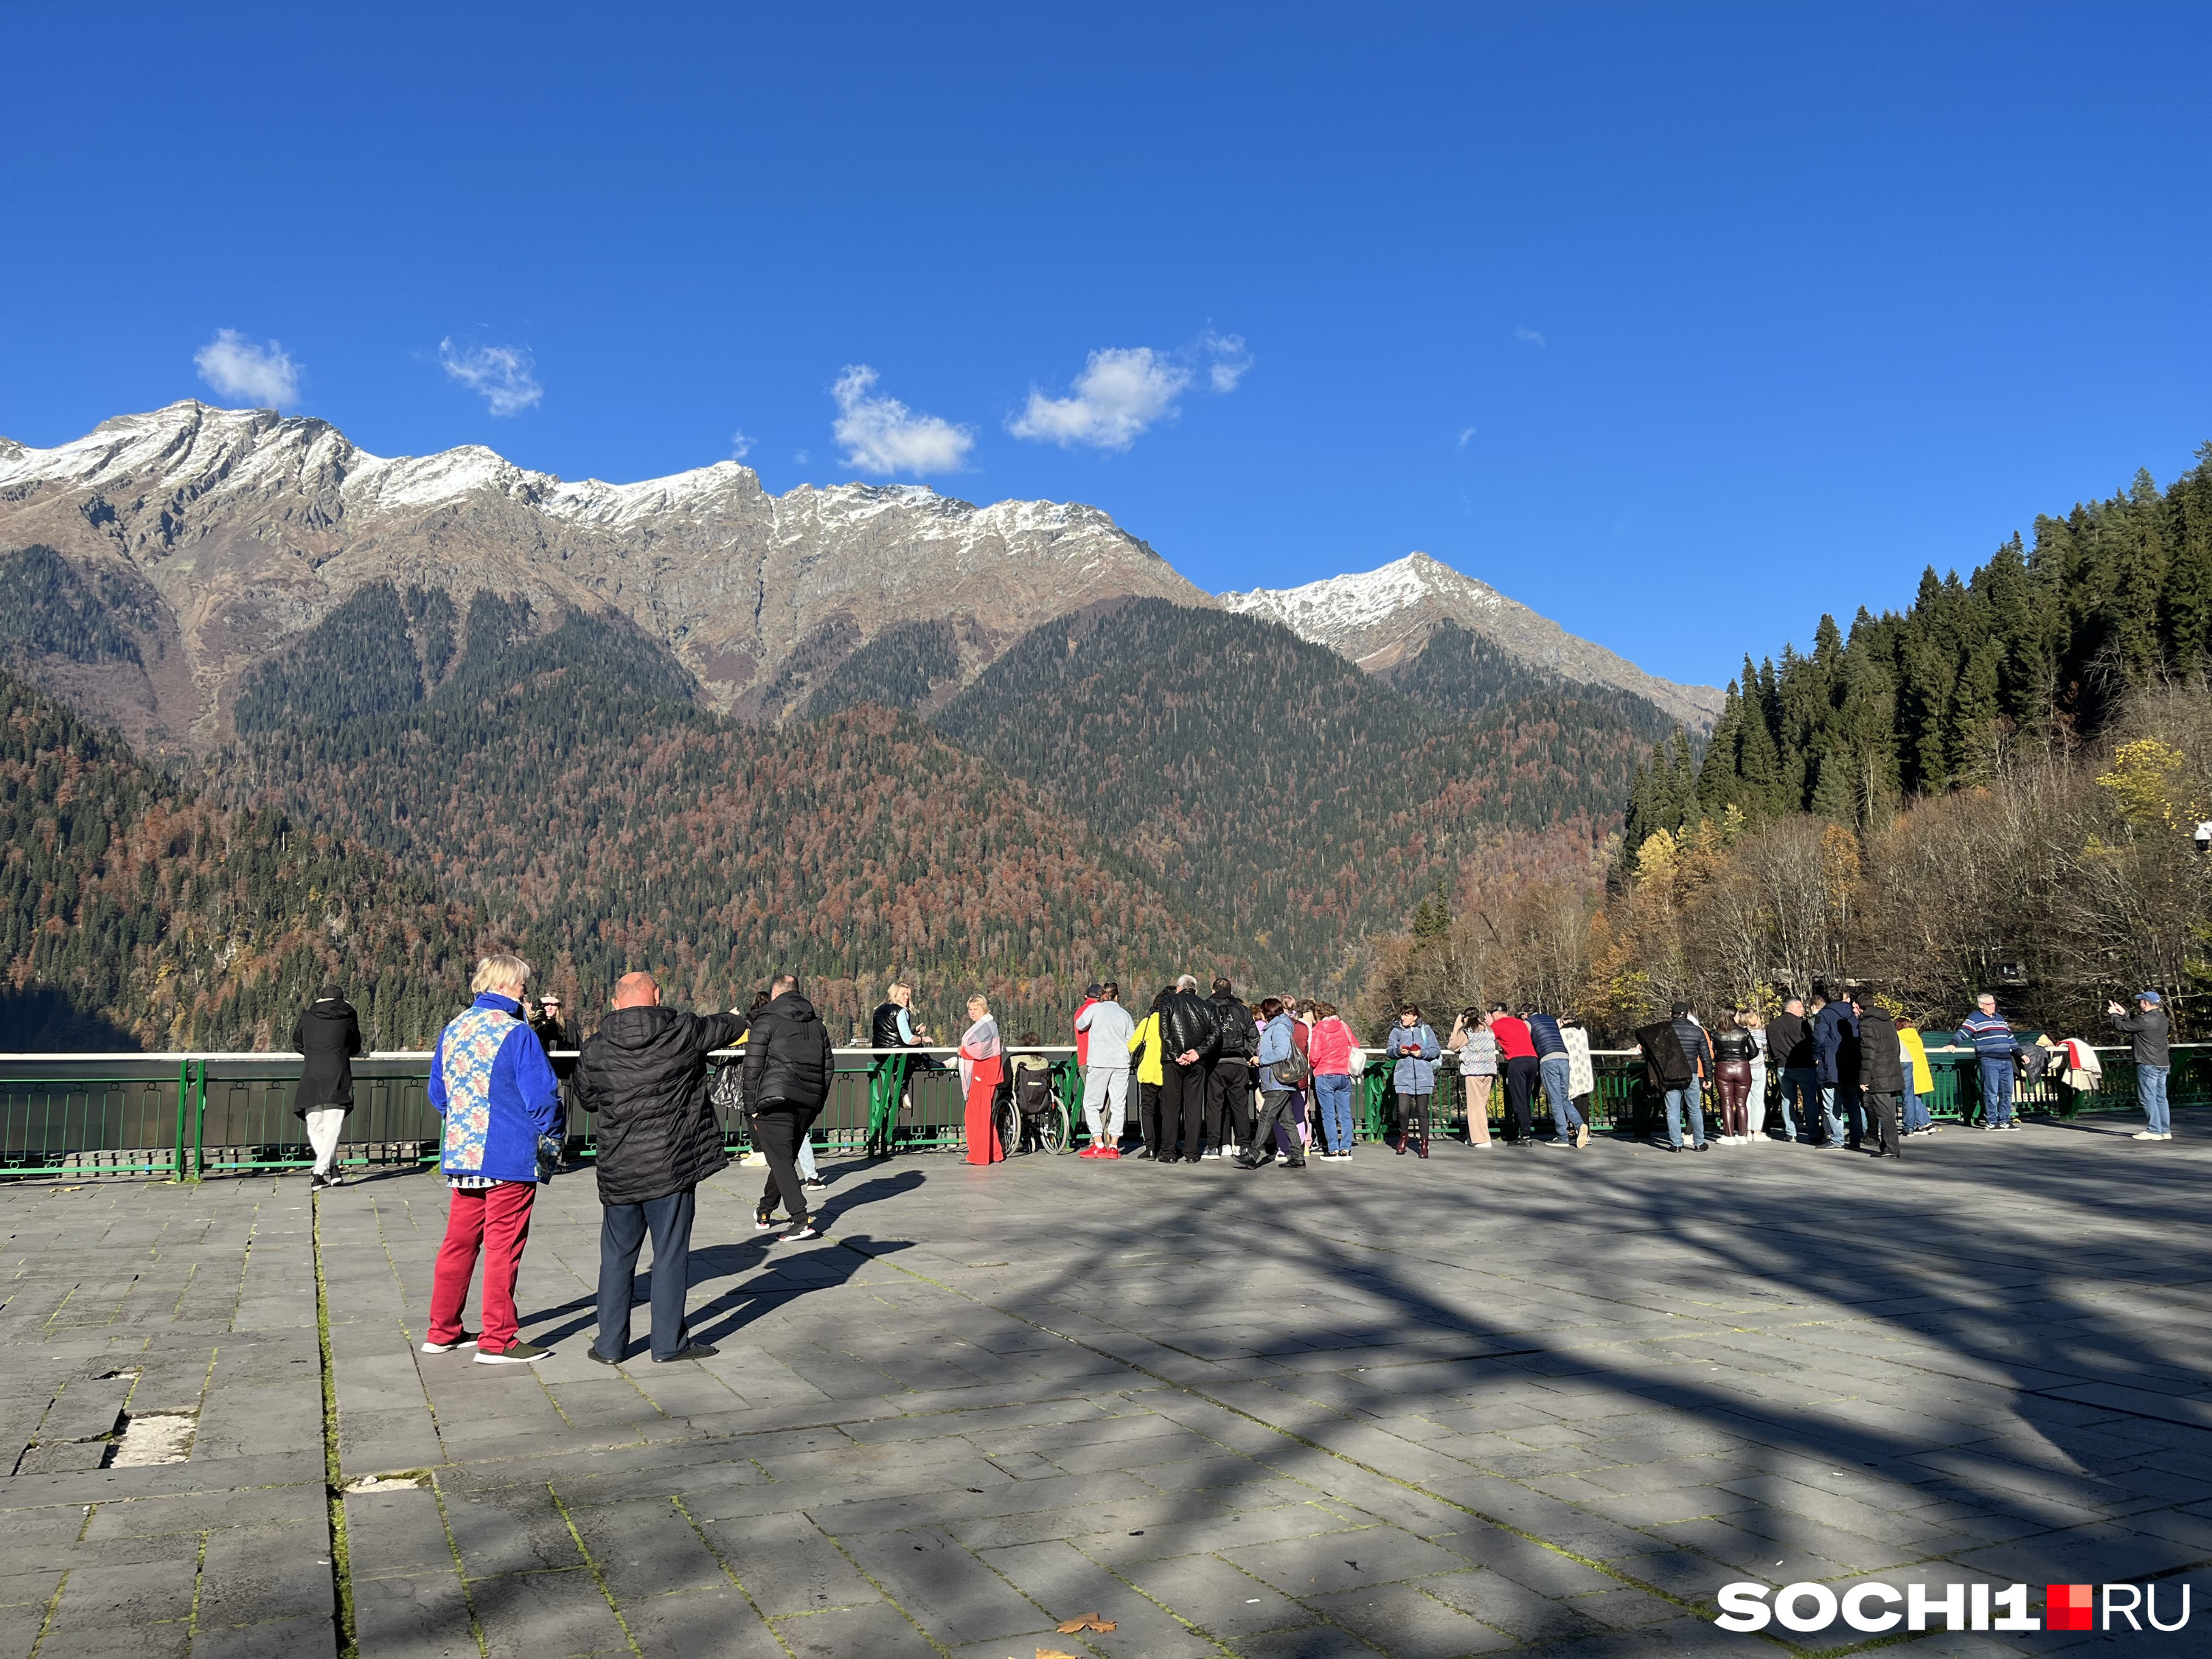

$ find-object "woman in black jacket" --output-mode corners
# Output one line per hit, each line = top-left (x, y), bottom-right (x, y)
(292, 986), (364, 1189)
(1709, 1013), (1759, 1147)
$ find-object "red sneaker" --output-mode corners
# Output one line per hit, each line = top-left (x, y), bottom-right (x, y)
(1096, 1145), (1121, 1158)
(1077, 1144), (1099, 1158)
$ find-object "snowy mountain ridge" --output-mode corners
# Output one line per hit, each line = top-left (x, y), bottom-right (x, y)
(1224, 552), (1722, 730)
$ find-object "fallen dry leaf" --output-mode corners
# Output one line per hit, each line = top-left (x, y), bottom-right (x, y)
(1056, 1613), (1117, 1632)
(1037, 1649), (1082, 1659)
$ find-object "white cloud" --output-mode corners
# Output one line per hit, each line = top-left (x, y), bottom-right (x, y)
(1009, 347), (1189, 451)
(1456, 426), (1477, 449)
(792, 448), (810, 465)
(194, 329), (300, 406)
(1513, 327), (1546, 347)
(439, 338), (543, 415)
(729, 430), (754, 460)
(1009, 332), (1253, 452)
(831, 365), (973, 475)
(1201, 330), (1252, 392)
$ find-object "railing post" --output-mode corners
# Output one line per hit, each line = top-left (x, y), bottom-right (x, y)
(866, 1053), (907, 1158)
(192, 1059), (206, 1179)
(173, 1058), (190, 1180)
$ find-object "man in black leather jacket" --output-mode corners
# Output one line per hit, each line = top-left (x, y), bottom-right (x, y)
(1204, 978), (1256, 1158)
(1155, 975), (1221, 1164)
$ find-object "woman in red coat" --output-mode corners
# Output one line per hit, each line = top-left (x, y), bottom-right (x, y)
(958, 995), (1005, 1165)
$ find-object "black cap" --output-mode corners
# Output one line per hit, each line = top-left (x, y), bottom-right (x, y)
(1084, 982), (1103, 998)
(1670, 1001), (1691, 1017)
(316, 984), (344, 1003)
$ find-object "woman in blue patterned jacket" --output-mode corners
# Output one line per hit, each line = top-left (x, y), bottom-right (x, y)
(423, 954), (564, 1366)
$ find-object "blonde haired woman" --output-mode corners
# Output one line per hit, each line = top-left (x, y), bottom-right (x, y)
(958, 995), (1005, 1165)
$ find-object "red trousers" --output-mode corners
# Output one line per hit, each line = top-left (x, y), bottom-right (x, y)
(964, 1078), (1004, 1165)
(429, 1181), (536, 1354)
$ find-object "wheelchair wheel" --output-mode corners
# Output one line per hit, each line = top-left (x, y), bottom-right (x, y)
(995, 1093), (1022, 1158)
(1034, 1099), (1072, 1155)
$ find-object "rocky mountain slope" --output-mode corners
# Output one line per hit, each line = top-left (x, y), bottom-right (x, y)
(0, 402), (1206, 750)
(1221, 552), (1723, 730)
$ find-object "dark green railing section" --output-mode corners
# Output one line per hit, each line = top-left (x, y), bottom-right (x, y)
(0, 1046), (1085, 1178)
(1360, 1045), (2211, 1139)
(0, 1043), (2196, 1176)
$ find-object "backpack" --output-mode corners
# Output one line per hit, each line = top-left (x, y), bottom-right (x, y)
(1213, 999), (1256, 1059)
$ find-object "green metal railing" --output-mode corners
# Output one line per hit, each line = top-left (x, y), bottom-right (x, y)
(0, 1045), (1085, 1178)
(0, 1043), (2196, 1178)
(1355, 1044), (2212, 1140)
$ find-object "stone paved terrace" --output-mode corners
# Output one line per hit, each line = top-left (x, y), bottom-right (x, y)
(2, 1116), (2209, 1658)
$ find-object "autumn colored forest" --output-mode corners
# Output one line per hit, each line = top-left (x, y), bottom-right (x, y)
(7, 447), (2208, 1051)
(1366, 449), (2212, 1043)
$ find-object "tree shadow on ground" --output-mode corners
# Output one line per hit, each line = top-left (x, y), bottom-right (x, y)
(964, 1113), (2212, 1603)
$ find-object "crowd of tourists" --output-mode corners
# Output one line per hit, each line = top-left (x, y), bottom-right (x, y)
(281, 959), (2176, 1364)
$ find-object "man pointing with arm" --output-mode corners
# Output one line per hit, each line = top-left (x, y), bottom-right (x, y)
(574, 972), (746, 1365)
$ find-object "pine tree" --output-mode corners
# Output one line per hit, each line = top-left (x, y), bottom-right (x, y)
(1947, 640), (2003, 782)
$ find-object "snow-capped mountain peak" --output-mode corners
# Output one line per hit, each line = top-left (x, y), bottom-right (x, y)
(1222, 551), (1721, 730)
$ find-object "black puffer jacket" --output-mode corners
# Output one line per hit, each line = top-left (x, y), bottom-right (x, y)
(1158, 989), (1221, 1065)
(1208, 992), (1255, 1060)
(1856, 1011), (1905, 1093)
(743, 990), (835, 1110)
(575, 1006), (746, 1205)
(291, 998), (364, 1115)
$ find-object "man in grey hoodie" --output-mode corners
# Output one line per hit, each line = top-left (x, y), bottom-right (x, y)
(1074, 983), (1135, 1156)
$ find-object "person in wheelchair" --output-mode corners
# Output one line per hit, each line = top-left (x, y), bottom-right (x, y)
(995, 1032), (1076, 1155)
(1005, 1033), (1054, 1152)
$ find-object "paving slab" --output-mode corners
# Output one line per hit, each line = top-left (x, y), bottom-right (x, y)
(4, 1114), (2212, 1655)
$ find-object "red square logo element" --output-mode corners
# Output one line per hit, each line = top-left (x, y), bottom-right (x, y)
(2047, 1584), (2093, 1632)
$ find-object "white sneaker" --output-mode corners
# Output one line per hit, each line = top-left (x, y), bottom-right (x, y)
(2157, 1133), (2175, 1141)
(2133, 1130), (2160, 1140)
(420, 1333), (478, 1354)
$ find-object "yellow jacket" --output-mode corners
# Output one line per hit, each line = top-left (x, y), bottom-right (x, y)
(1129, 1012), (1164, 1086)
(1899, 1026), (1933, 1096)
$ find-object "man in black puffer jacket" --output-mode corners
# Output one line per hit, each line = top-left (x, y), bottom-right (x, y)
(1852, 989), (1905, 1161)
(1156, 975), (1222, 1164)
(742, 974), (836, 1236)
(574, 973), (746, 1364)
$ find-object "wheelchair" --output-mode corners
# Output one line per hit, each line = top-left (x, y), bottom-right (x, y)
(995, 1061), (1073, 1155)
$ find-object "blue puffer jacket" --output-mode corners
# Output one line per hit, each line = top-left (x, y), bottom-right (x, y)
(1385, 1021), (1441, 1094)
(429, 993), (563, 1183)
(1812, 1001), (1856, 1085)
(1254, 1013), (1295, 1088)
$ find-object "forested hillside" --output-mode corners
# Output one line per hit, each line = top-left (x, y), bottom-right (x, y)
(1628, 444), (2212, 849)
(0, 672), (474, 1050)
(935, 599), (1669, 981)
(1363, 447), (2212, 1044)
(231, 602), (1233, 1041)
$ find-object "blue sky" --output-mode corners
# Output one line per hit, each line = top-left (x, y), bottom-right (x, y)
(4, 1), (2208, 689)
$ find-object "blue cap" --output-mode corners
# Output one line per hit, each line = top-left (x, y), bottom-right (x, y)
(2138, 990), (2163, 1005)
